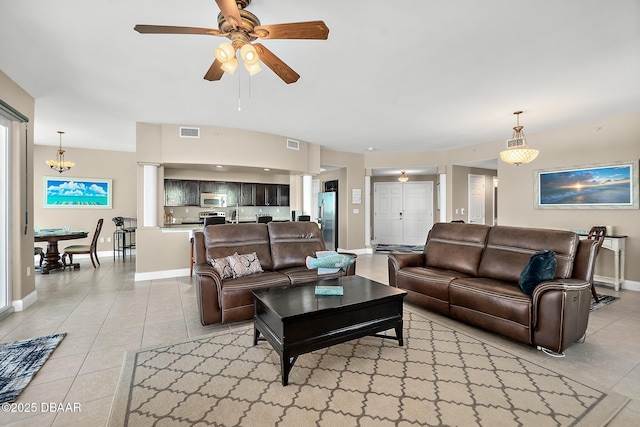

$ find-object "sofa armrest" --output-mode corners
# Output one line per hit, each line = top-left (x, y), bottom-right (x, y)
(530, 278), (591, 353)
(338, 251), (358, 275)
(388, 253), (425, 287)
(193, 262), (224, 325)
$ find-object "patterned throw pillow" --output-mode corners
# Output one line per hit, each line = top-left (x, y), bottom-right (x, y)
(227, 252), (263, 278)
(209, 256), (234, 279)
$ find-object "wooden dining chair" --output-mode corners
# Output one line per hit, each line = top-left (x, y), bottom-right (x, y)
(586, 226), (607, 302)
(63, 218), (104, 269)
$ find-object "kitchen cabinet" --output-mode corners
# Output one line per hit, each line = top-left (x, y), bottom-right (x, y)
(256, 184), (278, 206)
(240, 183), (255, 206)
(199, 181), (215, 194)
(165, 179), (199, 206)
(278, 185), (290, 206)
(226, 182), (240, 206)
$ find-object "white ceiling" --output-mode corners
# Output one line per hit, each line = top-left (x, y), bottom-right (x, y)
(1, 0), (639, 171)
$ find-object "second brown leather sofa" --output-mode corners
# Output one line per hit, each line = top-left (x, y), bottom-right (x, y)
(388, 222), (599, 354)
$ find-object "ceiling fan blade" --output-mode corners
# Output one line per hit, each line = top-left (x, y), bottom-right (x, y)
(134, 25), (222, 36)
(253, 21), (329, 40)
(204, 59), (225, 81)
(215, 0), (242, 29)
(253, 43), (300, 84)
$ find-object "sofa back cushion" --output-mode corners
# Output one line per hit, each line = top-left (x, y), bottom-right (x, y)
(268, 222), (326, 270)
(204, 223), (273, 271)
(478, 225), (578, 283)
(424, 222), (491, 276)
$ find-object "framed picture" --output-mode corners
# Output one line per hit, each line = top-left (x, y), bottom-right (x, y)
(534, 161), (639, 209)
(43, 176), (112, 208)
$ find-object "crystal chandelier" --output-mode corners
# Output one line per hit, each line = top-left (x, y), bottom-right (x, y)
(499, 111), (539, 166)
(46, 131), (75, 173)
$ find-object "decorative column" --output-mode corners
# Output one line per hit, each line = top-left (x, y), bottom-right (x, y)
(142, 164), (159, 227)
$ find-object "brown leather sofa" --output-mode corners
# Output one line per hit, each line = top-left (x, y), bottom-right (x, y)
(193, 221), (357, 325)
(388, 222), (599, 354)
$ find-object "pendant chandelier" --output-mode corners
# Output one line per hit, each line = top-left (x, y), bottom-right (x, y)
(46, 131), (75, 173)
(499, 111), (539, 166)
(398, 171), (409, 182)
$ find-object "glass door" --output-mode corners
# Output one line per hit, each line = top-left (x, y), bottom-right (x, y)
(0, 116), (11, 316)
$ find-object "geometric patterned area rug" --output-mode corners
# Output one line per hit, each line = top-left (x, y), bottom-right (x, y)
(375, 244), (424, 254)
(590, 294), (620, 312)
(108, 310), (628, 426)
(0, 333), (66, 403)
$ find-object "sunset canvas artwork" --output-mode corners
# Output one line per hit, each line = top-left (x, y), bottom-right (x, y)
(537, 164), (633, 207)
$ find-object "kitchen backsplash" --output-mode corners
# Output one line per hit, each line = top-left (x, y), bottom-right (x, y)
(164, 205), (291, 224)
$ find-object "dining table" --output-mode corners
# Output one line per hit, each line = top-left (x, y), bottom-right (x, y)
(34, 229), (88, 274)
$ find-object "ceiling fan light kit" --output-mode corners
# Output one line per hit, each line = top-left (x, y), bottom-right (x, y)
(134, 0), (329, 84)
(499, 111), (539, 166)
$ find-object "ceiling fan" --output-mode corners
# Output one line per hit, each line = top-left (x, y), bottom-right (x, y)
(134, 0), (329, 84)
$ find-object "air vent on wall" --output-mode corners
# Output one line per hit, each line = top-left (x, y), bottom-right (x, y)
(506, 137), (525, 148)
(287, 139), (299, 150)
(179, 127), (200, 138)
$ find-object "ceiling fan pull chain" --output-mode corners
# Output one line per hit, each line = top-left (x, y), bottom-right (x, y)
(238, 72), (242, 111)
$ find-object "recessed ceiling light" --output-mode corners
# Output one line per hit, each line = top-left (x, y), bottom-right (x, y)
(215, 165), (223, 168)
(367, 147), (375, 151)
(263, 168), (270, 171)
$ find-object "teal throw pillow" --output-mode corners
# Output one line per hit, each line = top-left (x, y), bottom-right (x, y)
(519, 250), (557, 295)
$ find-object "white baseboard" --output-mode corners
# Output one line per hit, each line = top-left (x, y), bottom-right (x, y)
(135, 268), (191, 282)
(594, 275), (640, 292)
(338, 247), (374, 255)
(13, 290), (38, 312)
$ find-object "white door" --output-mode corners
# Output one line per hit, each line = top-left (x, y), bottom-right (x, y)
(402, 182), (434, 245)
(374, 181), (433, 245)
(374, 183), (403, 244)
(468, 174), (485, 224)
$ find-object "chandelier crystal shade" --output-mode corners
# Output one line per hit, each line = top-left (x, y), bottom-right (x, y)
(398, 171), (409, 182)
(45, 131), (75, 173)
(499, 111), (539, 166)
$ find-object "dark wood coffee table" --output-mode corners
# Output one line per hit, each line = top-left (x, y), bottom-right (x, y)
(252, 275), (407, 385)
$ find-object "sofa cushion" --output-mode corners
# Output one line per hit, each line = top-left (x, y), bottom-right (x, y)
(268, 222), (326, 270)
(204, 223), (274, 271)
(450, 277), (532, 338)
(478, 226), (578, 283)
(424, 223), (491, 276)
(519, 250), (557, 295)
(228, 252), (264, 278)
(209, 256), (234, 279)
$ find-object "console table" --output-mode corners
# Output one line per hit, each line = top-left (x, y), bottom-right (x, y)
(579, 234), (626, 291)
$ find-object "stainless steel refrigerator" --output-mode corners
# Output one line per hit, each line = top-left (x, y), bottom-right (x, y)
(318, 192), (337, 251)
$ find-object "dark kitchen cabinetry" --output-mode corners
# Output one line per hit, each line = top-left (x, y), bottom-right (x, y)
(165, 179), (289, 207)
(255, 184), (279, 206)
(278, 185), (290, 206)
(226, 182), (240, 206)
(240, 183), (255, 206)
(165, 179), (199, 206)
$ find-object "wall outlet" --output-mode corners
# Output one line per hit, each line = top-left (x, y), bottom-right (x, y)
(100, 237), (105, 243)
(107, 237), (112, 242)
(455, 208), (459, 214)
(27, 266), (31, 277)
(353, 208), (359, 214)
(185, 208), (189, 213)
(461, 208), (465, 215)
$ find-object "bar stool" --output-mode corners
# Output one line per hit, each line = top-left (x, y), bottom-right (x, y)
(113, 217), (136, 261)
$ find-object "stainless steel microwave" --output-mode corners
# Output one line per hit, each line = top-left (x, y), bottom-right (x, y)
(200, 193), (227, 208)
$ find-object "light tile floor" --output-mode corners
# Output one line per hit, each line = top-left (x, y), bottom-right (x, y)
(1, 254), (638, 426)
